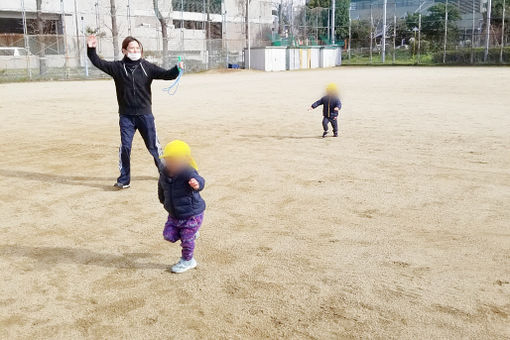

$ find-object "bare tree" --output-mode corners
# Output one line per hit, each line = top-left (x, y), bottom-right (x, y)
(153, 0), (173, 68)
(110, 0), (120, 60)
(36, 0), (47, 75)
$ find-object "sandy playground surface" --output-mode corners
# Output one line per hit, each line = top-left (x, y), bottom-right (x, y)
(0, 67), (509, 339)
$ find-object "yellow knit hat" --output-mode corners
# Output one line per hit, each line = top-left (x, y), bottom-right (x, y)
(326, 83), (338, 94)
(159, 140), (198, 170)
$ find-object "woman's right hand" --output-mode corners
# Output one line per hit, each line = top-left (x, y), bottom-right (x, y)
(87, 35), (97, 48)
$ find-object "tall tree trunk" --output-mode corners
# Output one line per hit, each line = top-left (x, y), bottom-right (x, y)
(36, 0), (47, 75)
(153, 0), (170, 68)
(110, 0), (120, 60)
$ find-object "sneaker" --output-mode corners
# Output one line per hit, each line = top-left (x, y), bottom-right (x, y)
(322, 131), (328, 138)
(171, 258), (197, 273)
(333, 133), (338, 137)
(113, 182), (130, 189)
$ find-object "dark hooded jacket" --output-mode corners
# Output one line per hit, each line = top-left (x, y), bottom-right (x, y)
(311, 96), (342, 118)
(87, 47), (179, 115)
(158, 167), (206, 219)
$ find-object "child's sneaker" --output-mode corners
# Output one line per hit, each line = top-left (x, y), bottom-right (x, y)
(322, 131), (328, 138)
(171, 258), (197, 273)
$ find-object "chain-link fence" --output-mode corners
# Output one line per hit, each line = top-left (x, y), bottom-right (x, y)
(0, 0), (274, 81)
(0, 0), (508, 82)
(342, 0), (509, 64)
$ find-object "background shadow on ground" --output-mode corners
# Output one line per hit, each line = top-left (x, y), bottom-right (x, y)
(239, 134), (322, 140)
(0, 169), (158, 190)
(0, 244), (167, 270)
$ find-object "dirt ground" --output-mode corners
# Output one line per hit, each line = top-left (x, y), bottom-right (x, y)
(0, 67), (509, 339)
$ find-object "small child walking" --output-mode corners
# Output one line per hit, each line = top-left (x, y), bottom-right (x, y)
(158, 140), (206, 273)
(309, 83), (342, 138)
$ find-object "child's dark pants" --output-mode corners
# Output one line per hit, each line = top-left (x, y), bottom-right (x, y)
(163, 213), (204, 261)
(322, 117), (338, 134)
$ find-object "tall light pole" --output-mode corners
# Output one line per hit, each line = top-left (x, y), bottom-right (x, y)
(484, 0), (492, 61)
(382, 0), (387, 63)
(331, 0), (335, 44)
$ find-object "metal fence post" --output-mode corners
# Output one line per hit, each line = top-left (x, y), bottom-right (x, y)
(484, 0), (492, 62)
(382, 0), (387, 63)
(500, 0), (506, 63)
(81, 16), (89, 77)
(21, 0), (32, 79)
(443, 0), (448, 64)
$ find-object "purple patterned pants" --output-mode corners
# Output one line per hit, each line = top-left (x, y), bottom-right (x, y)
(163, 213), (204, 261)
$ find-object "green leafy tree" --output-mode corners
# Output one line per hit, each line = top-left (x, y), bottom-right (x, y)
(307, 0), (350, 42)
(421, 3), (461, 49)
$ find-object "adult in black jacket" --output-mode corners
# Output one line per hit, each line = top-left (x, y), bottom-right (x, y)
(87, 35), (183, 189)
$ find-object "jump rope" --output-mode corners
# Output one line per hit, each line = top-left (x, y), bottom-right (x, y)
(162, 56), (183, 96)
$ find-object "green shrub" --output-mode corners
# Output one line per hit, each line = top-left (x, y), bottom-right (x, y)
(432, 47), (510, 64)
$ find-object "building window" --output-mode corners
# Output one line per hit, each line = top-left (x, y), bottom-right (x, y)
(172, 0), (222, 14)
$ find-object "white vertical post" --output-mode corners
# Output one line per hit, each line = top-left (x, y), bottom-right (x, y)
(331, 0), (335, 44)
(484, 0), (492, 61)
(21, 0), (31, 79)
(61, 0), (69, 78)
(471, 0), (476, 63)
(348, 5), (351, 60)
(181, 0), (185, 53)
(81, 17), (89, 77)
(370, 4), (373, 63)
(73, 0), (81, 64)
(443, 0), (448, 63)
(418, 12), (422, 62)
(247, 0), (251, 69)
(127, 0), (132, 35)
(382, 0), (387, 63)
(499, 0), (505, 63)
(393, 2), (396, 63)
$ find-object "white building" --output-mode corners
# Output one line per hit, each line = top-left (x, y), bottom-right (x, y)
(0, 0), (274, 71)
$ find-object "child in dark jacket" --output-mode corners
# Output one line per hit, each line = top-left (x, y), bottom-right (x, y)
(158, 140), (206, 273)
(309, 83), (342, 138)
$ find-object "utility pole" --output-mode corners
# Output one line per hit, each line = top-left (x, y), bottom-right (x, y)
(484, 0), (492, 61)
(21, 0), (31, 79)
(443, 0), (449, 64)
(499, 0), (505, 63)
(382, 0), (387, 63)
(331, 0), (335, 44)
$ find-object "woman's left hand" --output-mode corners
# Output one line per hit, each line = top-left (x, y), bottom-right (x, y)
(178, 61), (184, 70)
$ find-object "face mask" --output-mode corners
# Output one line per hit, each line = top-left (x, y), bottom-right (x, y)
(127, 52), (141, 61)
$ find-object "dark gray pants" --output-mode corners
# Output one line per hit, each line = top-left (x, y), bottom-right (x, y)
(322, 117), (338, 134)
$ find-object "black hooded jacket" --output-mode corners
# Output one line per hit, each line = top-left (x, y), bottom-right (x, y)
(87, 47), (179, 115)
